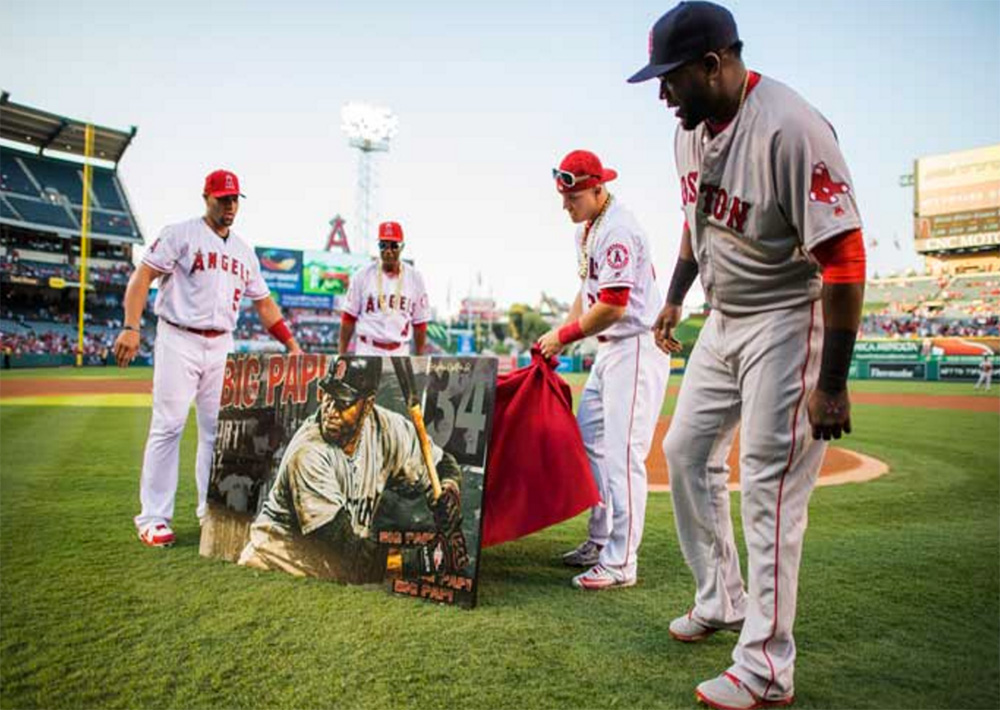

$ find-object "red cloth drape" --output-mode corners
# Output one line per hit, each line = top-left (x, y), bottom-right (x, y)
(481, 349), (599, 548)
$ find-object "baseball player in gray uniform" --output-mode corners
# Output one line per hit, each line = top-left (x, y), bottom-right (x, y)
(629, 3), (866, 708)
(238, 356), (468, 583)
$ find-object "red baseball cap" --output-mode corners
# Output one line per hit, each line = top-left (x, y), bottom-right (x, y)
(555, 150), (618, 193)
(203, 170), (245, 198)
(378, 221), (404, 243)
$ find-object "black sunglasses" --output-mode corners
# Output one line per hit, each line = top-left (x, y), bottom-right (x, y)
(379, 241), (402, 251)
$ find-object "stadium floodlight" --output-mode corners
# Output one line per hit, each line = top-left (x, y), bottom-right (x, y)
(341, 102), (399, 256)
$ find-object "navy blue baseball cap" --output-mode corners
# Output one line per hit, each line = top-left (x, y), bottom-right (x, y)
(627, 1), (740, 83)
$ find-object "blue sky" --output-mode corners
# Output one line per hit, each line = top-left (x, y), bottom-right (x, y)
(2, 0), (998, 314)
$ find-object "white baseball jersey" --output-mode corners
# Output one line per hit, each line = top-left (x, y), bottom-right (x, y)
(675, 74), (863, 315)
(574, 199), (662, 339)
(342, 262), (430, 344)
(248, 405), (442, 543)
(142, 217), (270, 331)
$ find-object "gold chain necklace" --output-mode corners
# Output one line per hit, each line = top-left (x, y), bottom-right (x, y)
(578, 193), (614, 279)
(376, 262), (404, 312)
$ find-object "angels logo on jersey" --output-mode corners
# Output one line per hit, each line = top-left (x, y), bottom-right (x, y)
(809, 162), (851, 205)
(606, 243), (630, 271)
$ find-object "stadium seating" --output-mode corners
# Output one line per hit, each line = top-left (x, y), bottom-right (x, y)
(3, 196), (76, 229)
(0, 158), (38, 196)
(90, 171), (124, 211)
(15, 153), (83, 204)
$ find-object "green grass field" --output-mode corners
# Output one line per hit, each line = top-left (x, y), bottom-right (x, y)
(1, 368), (998, 709)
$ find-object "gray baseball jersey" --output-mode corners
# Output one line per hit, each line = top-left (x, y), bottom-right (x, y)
(675, 75), (863, 315)
(248, 405), (442, 545)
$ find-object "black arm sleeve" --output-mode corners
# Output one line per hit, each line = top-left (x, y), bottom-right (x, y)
(311, 508), (388, 584)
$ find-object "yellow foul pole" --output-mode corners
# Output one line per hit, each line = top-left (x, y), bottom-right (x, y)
(75, 124), (95, 367)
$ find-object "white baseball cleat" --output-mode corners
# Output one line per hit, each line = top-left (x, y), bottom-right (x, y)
(695, 672), (794, 710)
(138, 523), (175, 548)
(571, 564), (636, 590)
(561, 540), (604, 567)
(669, 610), (744, 642)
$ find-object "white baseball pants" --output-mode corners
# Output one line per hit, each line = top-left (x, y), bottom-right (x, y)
(664, 302), (825, 700)
(578, 332), (670, 579)
(134, 320), (233, 529)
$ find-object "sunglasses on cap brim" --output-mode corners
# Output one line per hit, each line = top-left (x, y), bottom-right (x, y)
(379, 241), (402, 250)
(552, 168), (598, 189)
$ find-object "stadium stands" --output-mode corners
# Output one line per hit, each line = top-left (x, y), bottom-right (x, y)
(0, 146), (141, 241)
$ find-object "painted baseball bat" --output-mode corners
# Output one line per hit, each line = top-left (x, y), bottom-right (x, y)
(390, 356), (442, 501)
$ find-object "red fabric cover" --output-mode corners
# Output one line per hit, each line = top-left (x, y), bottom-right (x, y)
(599, 287), (630, 306)
(413, 322), (427, 334)
(341, 312), (358, 326)
(811, 229), (866, 284)
(481, 348), (600, 548)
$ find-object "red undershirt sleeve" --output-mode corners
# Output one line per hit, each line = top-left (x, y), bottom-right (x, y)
(811, 229), (866, 284)
(598, 287), (630, 306)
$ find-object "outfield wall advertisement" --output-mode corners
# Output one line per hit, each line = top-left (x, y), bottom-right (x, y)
(200, 353), (497, 609)
(256, 247), (374, 310)
(852, 337), (998, 381)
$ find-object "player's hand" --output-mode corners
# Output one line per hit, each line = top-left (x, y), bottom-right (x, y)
(431, 481), (462, 534)
(112, 329), (140, 368)
(537, 328), (563, 359)
(287, 338), (303, 354)
(807, 388), (852, 440)
(652, 304), (683, 355)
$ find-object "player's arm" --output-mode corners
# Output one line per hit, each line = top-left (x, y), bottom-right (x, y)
(807, 229), (866, 440)
(537, 298), (626, 359)
(252, 297), (301, 353)
(653, 222), (696, 356)
(564, 292), (584, 324)
(413, 322), (428, 354)
(338, 313), (356, 354)
(113, 263), (164, 368)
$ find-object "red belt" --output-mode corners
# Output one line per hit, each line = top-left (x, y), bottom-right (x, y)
(359, 335), (402, 350)
(164, 319), (227, 338)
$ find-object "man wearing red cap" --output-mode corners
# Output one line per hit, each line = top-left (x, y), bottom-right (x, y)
(538, 150), (670, 590)
(113, 170), (301, 549)
(339, 221), (431, 356)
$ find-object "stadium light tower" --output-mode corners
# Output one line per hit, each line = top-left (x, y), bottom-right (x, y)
(340, 102), (399, 256)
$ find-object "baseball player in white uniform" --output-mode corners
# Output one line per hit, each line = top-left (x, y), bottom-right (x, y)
(975, 353), (993, 390)
(629, 3), (867, 708)
(339, 221), (431, 356)
(238, 356), (468, 583)
(113, 170), (301, 549)
(538, 150), (670, 591)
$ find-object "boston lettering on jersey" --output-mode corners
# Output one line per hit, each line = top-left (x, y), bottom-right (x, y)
(189, 249), (252, 281)
(680, 170), (752, 234)
(346, 494), (378, 532)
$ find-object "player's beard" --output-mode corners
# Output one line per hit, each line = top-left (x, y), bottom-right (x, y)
(320, 398), (372, 456)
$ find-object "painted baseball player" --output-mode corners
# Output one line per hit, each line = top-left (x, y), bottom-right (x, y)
(238, 356), (468, 583)
(628, 3), (866, 708)
(538, 150), (670, 591)
(339, 221), (431, 356)
(975, 353), (993, 390)
(113, 170), (301, 549)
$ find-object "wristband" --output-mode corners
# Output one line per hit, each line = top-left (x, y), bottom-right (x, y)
(268, 319), (294, 346)
(666, 258), (699, 306)
(122, 325), (140, 333)
(818, 329), (857, 394)
(557, 320), (585, 345)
